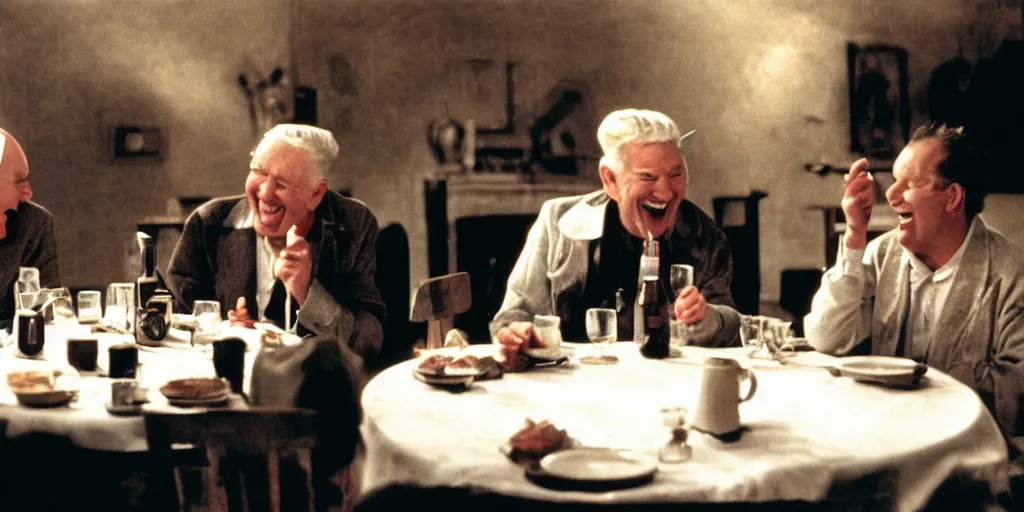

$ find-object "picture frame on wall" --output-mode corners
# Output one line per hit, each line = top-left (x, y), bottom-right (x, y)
(847, 43), (910, 160)
(110, 126), (164, 164)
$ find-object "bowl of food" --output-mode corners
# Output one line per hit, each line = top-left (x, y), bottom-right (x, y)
(7, 369), (79, 408)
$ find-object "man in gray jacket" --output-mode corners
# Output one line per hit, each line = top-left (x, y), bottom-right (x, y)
(0, 128), (60, 329)
(805, 124), (1024, 452)
(493, 109), (740, 369)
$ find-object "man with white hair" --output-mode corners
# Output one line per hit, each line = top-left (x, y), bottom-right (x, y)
(168, 124), (384, 507)
(0, 128), (60, 329)
(493, 109), (740, 369)
(169, 123), (384, 346)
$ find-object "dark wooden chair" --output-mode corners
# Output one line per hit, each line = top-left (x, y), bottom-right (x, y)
(145, 408), (319, 512)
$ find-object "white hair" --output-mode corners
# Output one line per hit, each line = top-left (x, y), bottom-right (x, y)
(597, 109), (681, 175)
(257, 123), (339, 182)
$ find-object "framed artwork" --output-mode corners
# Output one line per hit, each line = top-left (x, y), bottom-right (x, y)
(847, 43), (910, 159)
(110, 126), (164, 164)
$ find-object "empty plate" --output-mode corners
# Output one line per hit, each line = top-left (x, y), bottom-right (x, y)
(540, 448), (657, 483)
(835, 356), (928, 388)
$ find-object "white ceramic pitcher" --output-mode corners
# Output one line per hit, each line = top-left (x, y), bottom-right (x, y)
(692, 357), (758, 435)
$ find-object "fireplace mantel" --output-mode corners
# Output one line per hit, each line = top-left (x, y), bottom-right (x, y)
(424, 172), (599, 277)
(443, 173), (599, 222)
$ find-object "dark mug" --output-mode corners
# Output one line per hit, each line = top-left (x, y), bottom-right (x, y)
(213, 337), (246, 394)
(67, 337), (99, 372)
(15, 309), (45, 358)
(108, 342), (139, 379)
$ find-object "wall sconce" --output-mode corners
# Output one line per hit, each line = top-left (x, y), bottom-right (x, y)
(110, 126), (163, 164)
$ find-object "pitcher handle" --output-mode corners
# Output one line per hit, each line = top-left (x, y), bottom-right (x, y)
(739, 369), (758, 402)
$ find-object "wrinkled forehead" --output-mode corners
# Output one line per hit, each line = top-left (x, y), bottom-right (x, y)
(251, 139), (313, 180)
(894, 138), (946, 181)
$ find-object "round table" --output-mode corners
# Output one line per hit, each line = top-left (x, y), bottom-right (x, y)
(0, 324), (260, 452)
(360, 342), (1010, 511)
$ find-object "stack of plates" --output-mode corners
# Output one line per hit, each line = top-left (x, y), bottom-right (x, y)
(159, 377), (230, 407)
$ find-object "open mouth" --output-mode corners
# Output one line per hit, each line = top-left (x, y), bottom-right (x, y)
(897, 212), (913, 223)
(258, 204), (284, 226)
(641, 201), (669, 219)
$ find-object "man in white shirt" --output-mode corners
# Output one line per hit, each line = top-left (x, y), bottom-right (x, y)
(805, 124), (1024, 451)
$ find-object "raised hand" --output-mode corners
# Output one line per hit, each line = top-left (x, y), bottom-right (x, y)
(496, 321), (545, 372)
(673, 285), (708, 325)
(273, 225), (314, 305)
(841, 158), (875, 249)
(227, 296), (255, 328)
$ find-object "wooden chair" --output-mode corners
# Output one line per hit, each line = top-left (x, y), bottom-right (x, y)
(145, 408), (319, 512)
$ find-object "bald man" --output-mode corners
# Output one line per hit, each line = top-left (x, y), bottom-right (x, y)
(0, 128), (60, 328)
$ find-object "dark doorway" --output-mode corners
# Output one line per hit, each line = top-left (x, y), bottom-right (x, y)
(453, 215), (537, 341)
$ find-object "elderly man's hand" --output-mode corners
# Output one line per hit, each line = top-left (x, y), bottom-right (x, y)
(273, 225), (314, 305)
(496, 322), (545, 372)
(227, 296), (255, 328)
(841, 158), (875, 249)
(673, 285), (708, 325)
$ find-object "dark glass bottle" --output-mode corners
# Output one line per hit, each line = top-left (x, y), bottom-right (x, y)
(639, 275), (670, 359)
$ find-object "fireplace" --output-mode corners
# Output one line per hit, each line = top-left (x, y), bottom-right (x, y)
(424, 172), (598, 341)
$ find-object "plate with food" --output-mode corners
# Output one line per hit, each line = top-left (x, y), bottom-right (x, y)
(416, 353), (506, 377)
(834, 356), (928, 388)
(523, 346), (575, 362)
(166, 394), (231, 408)
(7, 369), (80, 408)
(159, 377), (229, 401)
(502, 419), (574, 463)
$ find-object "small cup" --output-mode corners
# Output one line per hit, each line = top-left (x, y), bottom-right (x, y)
(14, 309), (45, 358)
(108, 342), (139, 379)
(111, 380), (137, 406)
(67, 337), (99, 372)
(533, 315), (562, 348)
(77, 290), (103, 324)
(213, 337), (246, 394)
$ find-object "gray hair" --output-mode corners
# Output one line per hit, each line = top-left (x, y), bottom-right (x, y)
(597, 109), (681, 175)
(257, 123), (339, 182)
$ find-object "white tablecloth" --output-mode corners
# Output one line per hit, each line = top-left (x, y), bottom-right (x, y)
(0, 325), (262, 452)
(360, 343), (1010, 511)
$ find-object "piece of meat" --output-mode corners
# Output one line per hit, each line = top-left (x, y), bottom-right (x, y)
(416, 355), (452, 376)
(508, 419), (568, 461)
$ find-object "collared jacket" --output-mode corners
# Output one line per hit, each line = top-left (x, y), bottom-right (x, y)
(806, 218), (1024, 449)
(492, 190), (740, 347)
(0, 201), (60, 327)
(167, 191), (385, 380)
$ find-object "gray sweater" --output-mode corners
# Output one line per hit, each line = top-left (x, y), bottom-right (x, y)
(806, 218), (1024, 448)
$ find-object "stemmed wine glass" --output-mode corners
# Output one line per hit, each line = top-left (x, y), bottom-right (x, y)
(581, 308), (618, 365)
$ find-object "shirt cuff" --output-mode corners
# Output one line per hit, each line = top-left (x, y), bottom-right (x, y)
(839, 247), (866, 277)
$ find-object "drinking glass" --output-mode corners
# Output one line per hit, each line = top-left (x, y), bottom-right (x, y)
(15, 267), (40, 310)
(192, 300), (222, 350)
(104, 283), (135, 334)
(670, 264), (694, 297)
(532, 315), (562, 348)
(77, 290), (103, 324)
(739, 315), (764, 357)
(658, 406), (692, 463)
(581, 308), (618, 365)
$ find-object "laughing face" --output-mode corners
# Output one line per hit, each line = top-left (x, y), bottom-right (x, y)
(600, 141), (687, 239)
(885, 137), (961, 262)
(245, 140), (327, 239)
(0, 131), (30, 240)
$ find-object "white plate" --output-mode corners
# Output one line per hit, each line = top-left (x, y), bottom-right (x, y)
(540, 448), (657, 482)
(836, 356), (927, 387)
(524, 346), (575, 361)
(412, 370), (474, 388)
(167, 393), (230, 408)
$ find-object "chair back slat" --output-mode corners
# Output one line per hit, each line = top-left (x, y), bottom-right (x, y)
(145, 407), (318, 512)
